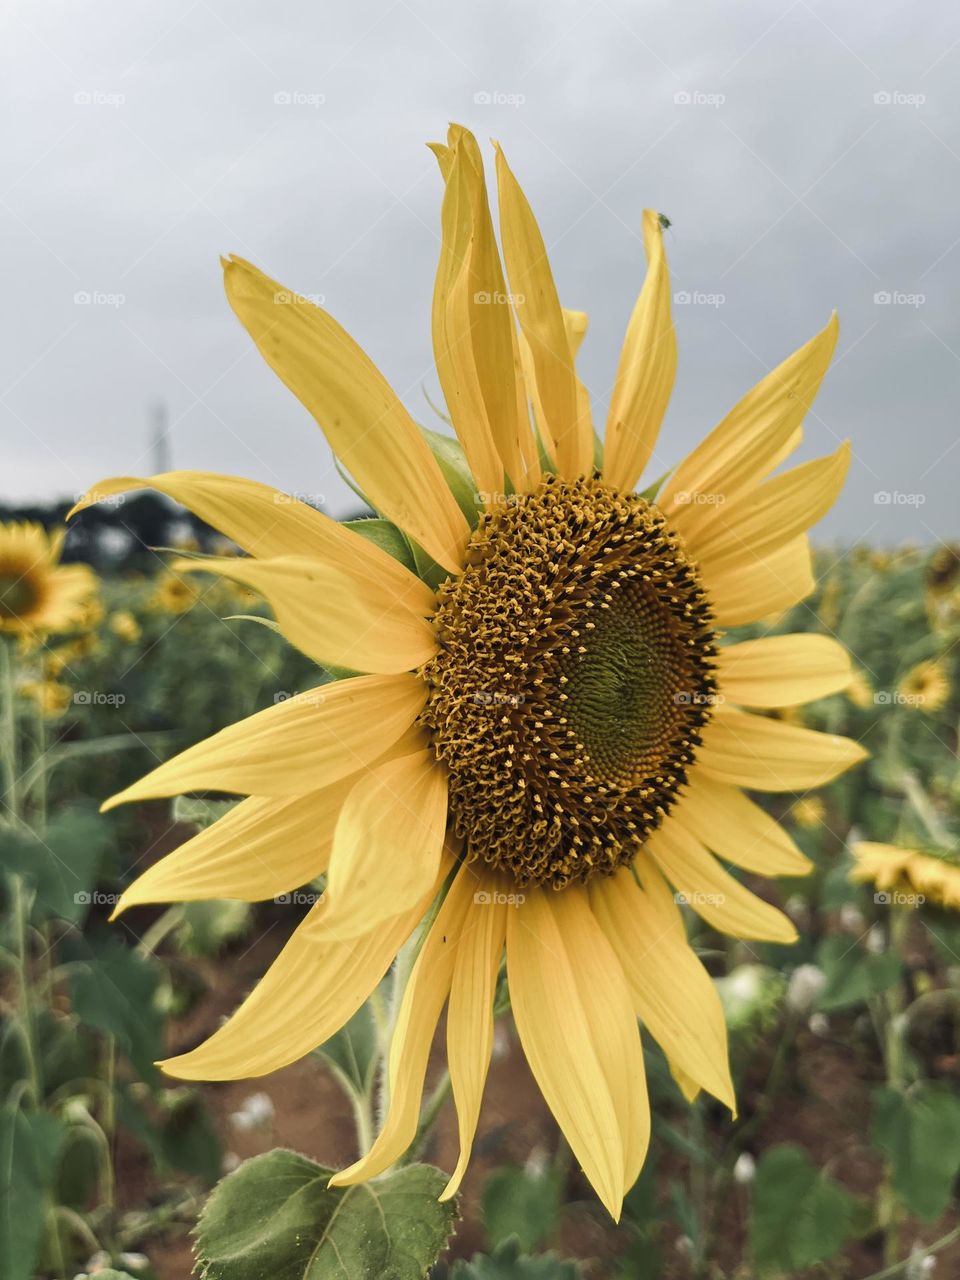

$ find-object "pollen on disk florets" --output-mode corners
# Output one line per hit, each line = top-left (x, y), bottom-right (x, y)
(419, 474), (719, 889)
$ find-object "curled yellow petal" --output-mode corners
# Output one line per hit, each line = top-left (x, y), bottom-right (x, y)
(603, 211), (676, 492)
(699, 707), (867, 792)
(715, 634), (852, 707)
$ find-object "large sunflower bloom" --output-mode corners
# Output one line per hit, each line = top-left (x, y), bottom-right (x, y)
(0, 522), (97, 637)
(71, 126), (866, 1217)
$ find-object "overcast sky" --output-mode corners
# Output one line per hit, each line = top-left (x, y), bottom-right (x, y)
(2, 0), (958, 544)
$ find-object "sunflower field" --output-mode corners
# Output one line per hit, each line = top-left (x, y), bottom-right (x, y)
(2, 514), (959, 1280)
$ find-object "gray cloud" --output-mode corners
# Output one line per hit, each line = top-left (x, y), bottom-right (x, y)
(2, 0), (958, 544)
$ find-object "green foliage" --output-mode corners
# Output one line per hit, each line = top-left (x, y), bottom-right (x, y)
(750, 1144), (859, 1274)
(0, 1106), (66, 1280)
(451, 1239), (582, 1280)
(174, 899), (253, 957)
(417, 426), (480, 525)
(2, 806), (113, 924)
(481, 1164), (562, 1252)
(871, 1083), (960, 1221)
(194, 1150), (456, 1279)
(815, 935), (903, 1010)
(314, 1000), (379, 1098)
(70, 938), (165, 1082)
(342, 517), (418, 572)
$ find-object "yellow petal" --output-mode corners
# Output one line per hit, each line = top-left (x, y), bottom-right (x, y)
(715, 634), (852, 707)
(173, 554), (436, 676)
(507, 886), (644, 1219)
(112, 785), (353, 917)
(431, 127), (533, 493)
(673, 775), (812, 877)
(648, 819), (797, 943)
(603, 211), (676, 492)
(698, 707), (867, 792)
(102, 674), (425, 809)
(160, 859), (449, 1081)
(309, 751), (448, 940)
(689, 442), (851, 576)
(430, 136), (505, 499)
(331, 860), (473, 1185)
(661, 314), (838, 527)
(222, 256), (468, 573)
(495, 144), (590, 480)
(707, 535), (814, 628)
(441, 869), (507, 1200)
(591, 870), (735, 1111)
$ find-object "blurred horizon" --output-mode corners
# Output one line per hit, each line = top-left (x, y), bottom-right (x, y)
(3, 0), (959, 545)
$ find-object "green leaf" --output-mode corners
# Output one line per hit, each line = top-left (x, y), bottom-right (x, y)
(159, 1090), (223, 1184)
(313, 1000), (379, 1097)
(173, 795), (239, 829)
(750, 1143), (857, 1274)
(481, 1165), (561, 1252)
(175, 900), (253, 957)
(2, 806), (113, 923)
(452, 1239), (582, 1280)
(418, 425), (480, 525)
(70, 940), (165, 1082)
(342, 518), (418, 573)
(194, 1150), (456, 1279)
(871, 1083), (960, 1221)
(0, 1105), (66, 1280)
(815, 936), (903, 1010)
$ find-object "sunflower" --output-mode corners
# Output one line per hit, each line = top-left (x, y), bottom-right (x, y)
(851, 842), (960, 911)
(0, 522), (97, 637)
(897, 657), (951, 713)
(149, 571), (199, 615)
(20, 678), (73, 719)
(108, 610), (142, 644)
(70, 126), (866, 1217)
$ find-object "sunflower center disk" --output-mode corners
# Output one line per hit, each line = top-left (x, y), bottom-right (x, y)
(0, 573), (38, 619)
(419, 475), (719, 889)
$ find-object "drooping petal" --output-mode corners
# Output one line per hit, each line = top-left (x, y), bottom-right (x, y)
(102, 674), (426, 809)
(715, 634), (852, 707)
(707, 535), (815, 628)
(603, 211), (676, 493)
(507, 886), (646, 1219)
(222, 256), (469, 572)
(112, 785), (353, 917)
(591, 870), (735, 1111)
(161, 856), (450, 1080)
(495, 144), (590, 480)
(70, 473), (433, 616)
(698, 707), (867, 792)
(687, 443), (851, 576)
(331, 861), (474, 1186)
(309, 751), (448, 940)
(442, 868), (507, 1200)
(672, 774), (812, 877)
(172, 554), (437, 676)
(648, 819), (797, 943)
(661, 314), (838, 527)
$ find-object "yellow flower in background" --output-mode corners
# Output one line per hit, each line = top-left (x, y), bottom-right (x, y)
(851, 842), (960, 911)
(109, 610), (141, 643)
(0, 522), (97, 638)
(789, 796), (826, 830)
(20, 678), (73, 719)
(924, 543), (960, 599)
(70, 126), (866, 1217)
(846, 668), (874, 709)
(897, 658), (950, 713)
(149, 572), (199, 615)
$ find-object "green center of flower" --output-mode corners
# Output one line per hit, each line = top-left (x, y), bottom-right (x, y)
(0, 573), (38, 620)
(419, 474), (718, 889)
